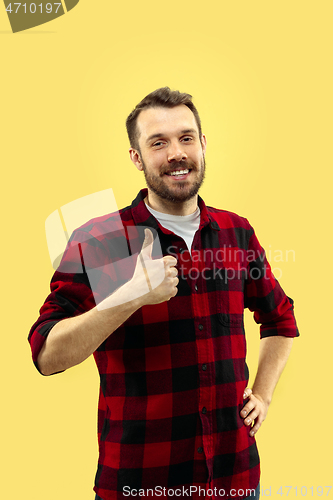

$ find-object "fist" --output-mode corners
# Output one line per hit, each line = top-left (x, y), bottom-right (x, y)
(132, 228), (179, 305)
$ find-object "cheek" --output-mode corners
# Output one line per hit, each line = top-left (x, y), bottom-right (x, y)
(145, 154), (165, 170)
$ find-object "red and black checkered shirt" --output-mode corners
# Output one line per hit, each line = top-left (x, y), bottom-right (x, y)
(28, 189), (299, 500)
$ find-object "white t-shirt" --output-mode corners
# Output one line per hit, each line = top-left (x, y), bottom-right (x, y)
(145, 202), (201, 252)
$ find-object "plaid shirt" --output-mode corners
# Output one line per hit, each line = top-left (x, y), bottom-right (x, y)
(28, 189), (299, 500)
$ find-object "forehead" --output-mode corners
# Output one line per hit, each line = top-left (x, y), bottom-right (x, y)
(136, 105), (198, 145)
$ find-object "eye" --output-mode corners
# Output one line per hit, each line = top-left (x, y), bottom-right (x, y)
(152, 141), (165, 147)
(182, 136), (193, 142)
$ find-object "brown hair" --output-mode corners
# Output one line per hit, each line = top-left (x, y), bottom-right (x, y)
(126, 87), (202, 151)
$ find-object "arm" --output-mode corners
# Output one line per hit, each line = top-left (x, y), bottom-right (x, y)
(37, 229), (178, 376)
(37, 281), (143, 376)
(241, 220), (299, 434)
(240, 335), (294, 436)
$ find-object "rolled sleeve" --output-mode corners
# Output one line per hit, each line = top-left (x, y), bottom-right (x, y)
(28, 229), (102, 375)
(244, 222), (300, 339)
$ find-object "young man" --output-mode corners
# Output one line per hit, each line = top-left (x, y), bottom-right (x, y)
(29, 87), (299, 500)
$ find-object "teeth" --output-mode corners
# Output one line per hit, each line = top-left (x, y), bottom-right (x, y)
(169, 169), (189, 176)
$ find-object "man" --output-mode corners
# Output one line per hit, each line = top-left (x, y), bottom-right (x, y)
(28, 87), (299, 500)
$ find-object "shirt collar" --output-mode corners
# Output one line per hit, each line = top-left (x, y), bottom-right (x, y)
(130, 188), (220, 233)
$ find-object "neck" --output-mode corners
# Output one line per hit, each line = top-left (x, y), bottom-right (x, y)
(145, 190), (198, 216)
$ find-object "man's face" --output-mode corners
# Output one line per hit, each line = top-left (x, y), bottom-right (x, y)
(131, 105), (207, 204)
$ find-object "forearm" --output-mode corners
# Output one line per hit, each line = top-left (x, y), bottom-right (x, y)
(251, 336), (294, 405)
(37, 281), (144, 376)
(37, 230), (179, 376)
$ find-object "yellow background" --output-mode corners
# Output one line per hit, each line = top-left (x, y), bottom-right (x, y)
(1, 1), (332, 499)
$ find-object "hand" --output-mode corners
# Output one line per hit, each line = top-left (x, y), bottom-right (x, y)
(132, 228), (179, 305)
(240, 388), (269, 436)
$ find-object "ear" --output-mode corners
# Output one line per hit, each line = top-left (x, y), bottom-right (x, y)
(201, 134), (207, 156)
(129, 148), (144, 171)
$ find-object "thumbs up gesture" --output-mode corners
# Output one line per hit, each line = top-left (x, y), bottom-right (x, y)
(97, 229), (179, 311)
(132, 228), (179, 305)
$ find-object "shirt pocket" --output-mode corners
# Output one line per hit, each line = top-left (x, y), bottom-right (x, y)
(213, 267), (245, 327)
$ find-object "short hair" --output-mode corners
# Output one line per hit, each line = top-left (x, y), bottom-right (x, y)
(126, 86), (202, 151)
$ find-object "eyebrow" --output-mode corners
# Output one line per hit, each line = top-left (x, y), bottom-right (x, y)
(146, 129), (198, 144)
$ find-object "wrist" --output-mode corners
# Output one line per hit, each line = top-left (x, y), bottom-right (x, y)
(96, 279), (145, 313)
(125, 278), (149, 309)
(251, 389), (272, 407)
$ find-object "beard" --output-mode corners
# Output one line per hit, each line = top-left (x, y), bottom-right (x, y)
(140, 156), (206, 204)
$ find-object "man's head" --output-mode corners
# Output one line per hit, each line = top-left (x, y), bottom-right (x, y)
(126, 87), (202, 153)
(126, 87), (207, 207)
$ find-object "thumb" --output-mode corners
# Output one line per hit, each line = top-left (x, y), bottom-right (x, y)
(140, 228), (154, 259)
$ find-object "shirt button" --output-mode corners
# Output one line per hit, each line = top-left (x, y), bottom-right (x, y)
(202, 407), (207, 414)
(202, 364), (207, 371)
(194, 285), (198, 291)
(197, 447), (203, 454)
(198, 324), (204, 331)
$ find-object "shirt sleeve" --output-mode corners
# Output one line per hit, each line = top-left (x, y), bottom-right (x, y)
(244, 221), (299, 338)
(27, 228), (108, 375)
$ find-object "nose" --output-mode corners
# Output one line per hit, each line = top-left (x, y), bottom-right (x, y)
(167, 142), (187, 163)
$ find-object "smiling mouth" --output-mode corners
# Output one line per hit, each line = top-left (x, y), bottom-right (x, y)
(164, 168), (192, 177)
